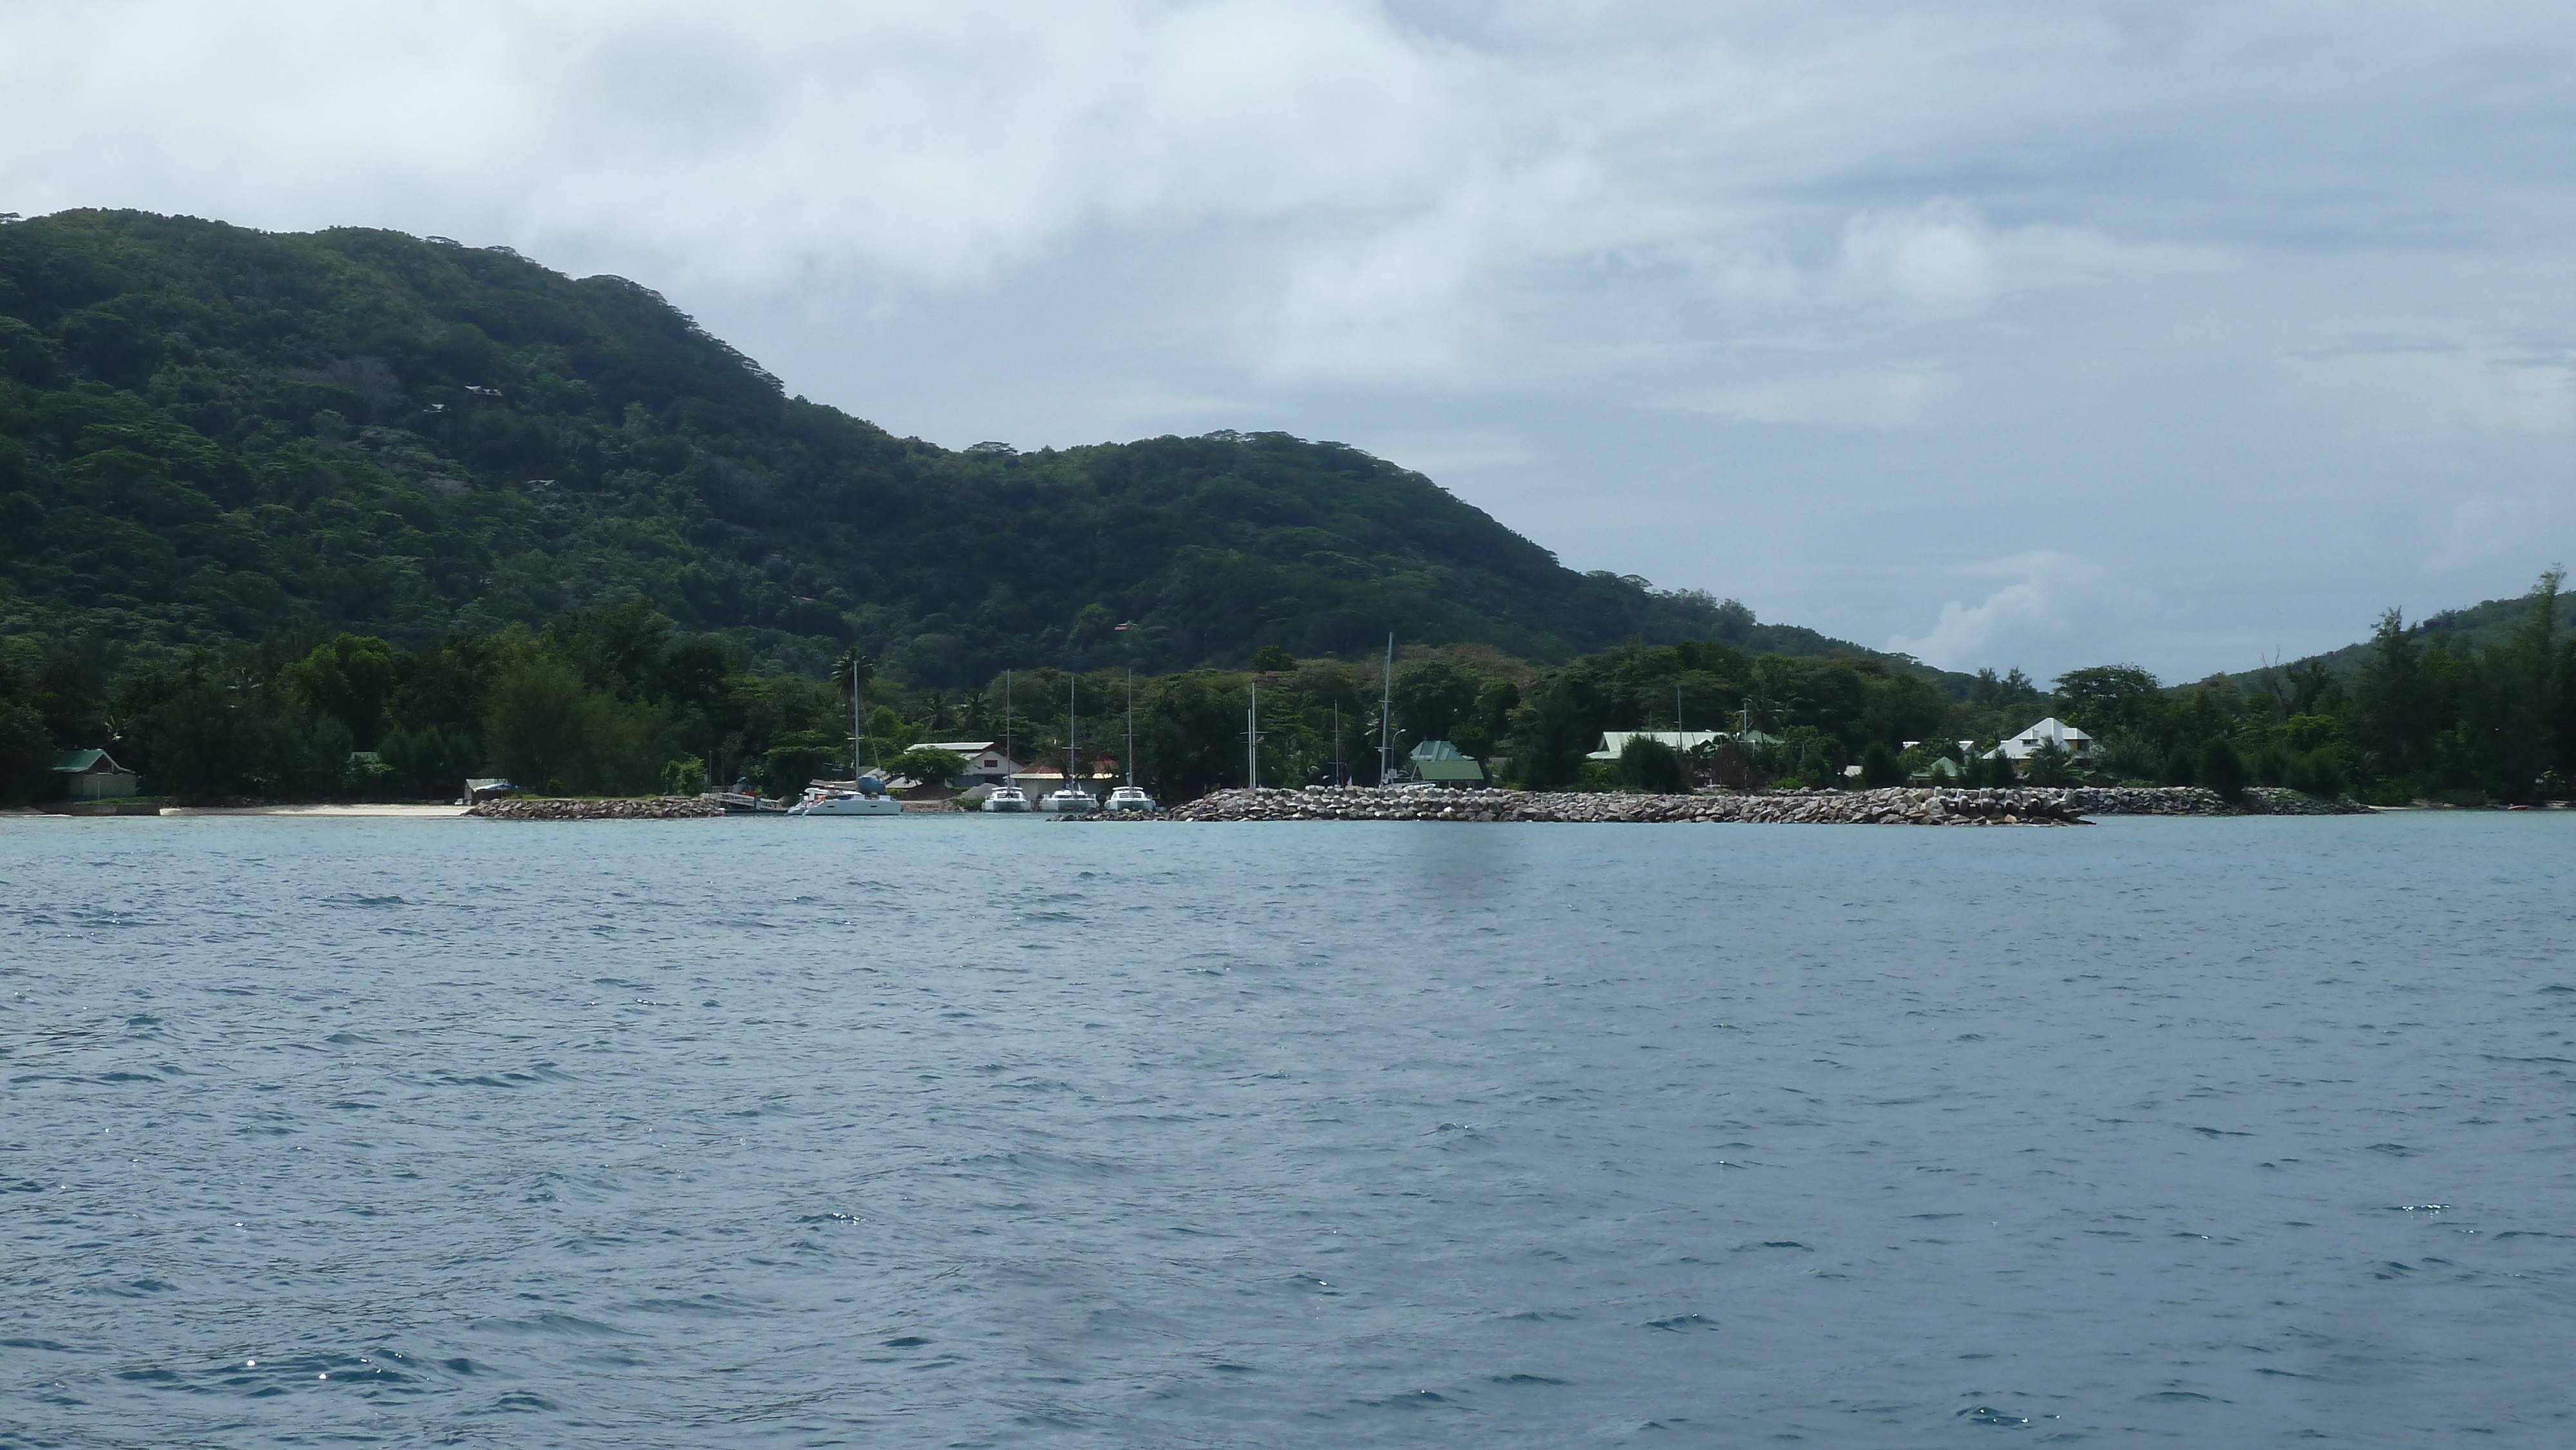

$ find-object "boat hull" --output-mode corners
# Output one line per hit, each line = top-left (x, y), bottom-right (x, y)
(790, 795), (903, 816)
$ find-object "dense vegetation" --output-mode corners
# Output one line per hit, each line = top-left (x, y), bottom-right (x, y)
(0, 601), (1968, 805)
(3, 574), (2566, 807)
(2058, 570), (2575, 805)
(0, 209), (1911, 688)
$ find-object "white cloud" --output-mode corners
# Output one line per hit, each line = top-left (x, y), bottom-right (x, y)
(1888, 552), (2112, 673)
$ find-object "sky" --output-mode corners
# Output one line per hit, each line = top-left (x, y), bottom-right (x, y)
(5, 0), (2572, 682)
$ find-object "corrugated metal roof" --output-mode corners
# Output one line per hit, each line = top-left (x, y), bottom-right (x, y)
(52, 749), (131, 775)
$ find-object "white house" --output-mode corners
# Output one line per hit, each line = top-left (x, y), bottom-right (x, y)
(914, 741), (1025, 784)
(1587, 730), (1730, 761)
(1986, 717), (2094, 762)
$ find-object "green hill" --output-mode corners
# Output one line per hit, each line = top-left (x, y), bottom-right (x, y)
(2225, 587), (2575, 691)
(0, 209), (1912, 686)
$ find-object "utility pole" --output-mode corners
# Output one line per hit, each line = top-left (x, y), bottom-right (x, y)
(1677, 682), (1687, 787)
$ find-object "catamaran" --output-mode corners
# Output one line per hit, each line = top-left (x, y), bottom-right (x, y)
(981, 784), (1032, 813)
(1106, 669), (1155, 811)
(1040, 670), (1097, 813)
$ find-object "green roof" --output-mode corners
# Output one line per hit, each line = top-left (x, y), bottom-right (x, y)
(1416, 758), (1486, 782)
(1410, 739), (1470, 761)
(52, 749), (131, 774)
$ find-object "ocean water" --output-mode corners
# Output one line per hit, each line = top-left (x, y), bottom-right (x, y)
(3, 811), (2571, 1447)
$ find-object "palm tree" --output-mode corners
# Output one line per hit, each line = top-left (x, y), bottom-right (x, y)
(829, 648), (875, 702)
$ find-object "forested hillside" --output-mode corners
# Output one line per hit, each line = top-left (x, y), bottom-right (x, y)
(0, 209), (1882, 685)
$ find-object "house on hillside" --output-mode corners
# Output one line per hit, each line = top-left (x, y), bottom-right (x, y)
(1407, 740), (1486, 786)
(53, 749), (139, 800)
(1986, 717), (2094, 763)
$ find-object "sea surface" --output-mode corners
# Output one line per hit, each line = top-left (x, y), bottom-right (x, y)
(3, 810), (2571, 1447)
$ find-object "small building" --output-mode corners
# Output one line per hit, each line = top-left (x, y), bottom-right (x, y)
(53, 749), (139, 800)
(1986, 717), (2094, 762)
(1407, 740), (1486, 786)
(1587, 730), (1728, 762)
(913, 740), (1026, 785)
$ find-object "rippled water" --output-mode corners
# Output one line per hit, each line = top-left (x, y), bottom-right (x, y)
(3, 811), (2572, 1447)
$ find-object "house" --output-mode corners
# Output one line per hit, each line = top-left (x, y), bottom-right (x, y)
(1985, 717), (2094, 762)
(1407, 740), (1486, 785)
(52, 749), (139, 800)
(1587, 730), (1728, 762)
(914, 740), (1025, 786)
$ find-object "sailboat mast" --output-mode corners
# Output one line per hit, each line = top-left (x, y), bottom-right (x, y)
(1067, 671), (1077, 796)
(1247, 682), (1258, 790)
(1334, 702), (1343, 786)
(1378, 632), (1394, 786)
(1126, 668), (1135, 786)
(1003, 670), (1012, 769)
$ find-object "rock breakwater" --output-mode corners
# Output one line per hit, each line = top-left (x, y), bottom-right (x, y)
(468, 796), (722, 821)
(1108, 784), (2372, 824)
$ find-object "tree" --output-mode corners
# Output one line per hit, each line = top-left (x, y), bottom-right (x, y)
(285, 634), (396, 749)
(1860, 739), (1905, 787)
(2198, 738), (2248, 802)
(1506, 674), (1600, 790)
(0, 697), (50, 804)
(1251, 644), (1294, 673)
(482, 658), (597, 795)
(2161, 744), (2195, 787)
(890, 746), (969, 788)
(2022, 739), (2076, 786)
(2052, 664), (2165, 741)
(1617, 735), (1686, 793)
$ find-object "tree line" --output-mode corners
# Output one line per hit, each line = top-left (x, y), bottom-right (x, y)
(3, 571), (2566, 807)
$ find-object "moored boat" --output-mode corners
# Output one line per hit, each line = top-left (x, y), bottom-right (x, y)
(982, 785), (1032, 813)
(788, 775), (903, 816)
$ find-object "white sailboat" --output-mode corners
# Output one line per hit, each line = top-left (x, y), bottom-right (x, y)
(793, 652), (902, 817)
(981, 784), (1032, 812)
(1040, 670), (1097, 813)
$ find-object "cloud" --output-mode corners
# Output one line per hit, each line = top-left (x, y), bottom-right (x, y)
(1835, 202), (1994, 312)
(1888, 552), (2112, 673)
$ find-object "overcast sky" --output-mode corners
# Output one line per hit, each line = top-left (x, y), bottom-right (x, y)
(6, 1), (2571, 681)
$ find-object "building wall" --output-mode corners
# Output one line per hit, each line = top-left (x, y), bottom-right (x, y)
(66, 771), (138, 801)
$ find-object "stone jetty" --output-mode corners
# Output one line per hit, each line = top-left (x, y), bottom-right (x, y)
(1086, 783), (2372, 825)
(468, 796), (723, 821)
